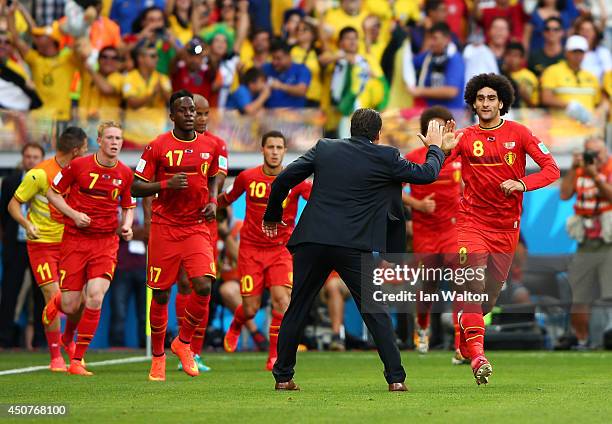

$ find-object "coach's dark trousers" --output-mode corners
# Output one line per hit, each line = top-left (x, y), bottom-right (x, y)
(272, 243), (406, 384)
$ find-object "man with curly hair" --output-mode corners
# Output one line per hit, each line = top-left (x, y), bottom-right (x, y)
(449, 73), (560, 385)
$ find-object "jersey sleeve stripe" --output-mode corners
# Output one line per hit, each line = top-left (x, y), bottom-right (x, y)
(13, 193), (26, 203)
(134, 174), (151, 182)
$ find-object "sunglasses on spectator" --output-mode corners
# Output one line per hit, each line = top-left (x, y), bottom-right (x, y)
(0, 39), (11, 45)
(544, 26), (562, 32)
(140, 52), (158, 58)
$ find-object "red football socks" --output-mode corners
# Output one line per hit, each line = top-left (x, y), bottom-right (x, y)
(62, 317), (79, 346)
(452, 310), (460, 351)
(73, 308), (101, 360)
(175, 292), (189, 329)
(229, 304), (249, 334)
(269, 310), (283, 359)
(178, 292), (209, 343)
(190, 295), (211, 355)
(150, 298), (168, 357)
(52, 291), (64, 314)
(45, 330), (62, 360)
(460, 304), (485, 358)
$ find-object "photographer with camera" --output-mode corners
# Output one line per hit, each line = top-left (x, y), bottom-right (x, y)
(560, 136), (612, 349)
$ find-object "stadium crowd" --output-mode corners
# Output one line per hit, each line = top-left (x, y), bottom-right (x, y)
(0, 0), (610, 143)
(0, 0), (612, 355)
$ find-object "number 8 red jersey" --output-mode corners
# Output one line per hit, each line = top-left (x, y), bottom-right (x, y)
(449, 119), (560, 231)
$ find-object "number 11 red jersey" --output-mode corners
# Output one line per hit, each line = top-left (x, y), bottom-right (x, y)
(450, 119), (560, 231)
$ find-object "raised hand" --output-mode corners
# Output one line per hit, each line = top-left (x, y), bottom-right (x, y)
(441, 119), (463, 155)
(417, 120), (443, 148)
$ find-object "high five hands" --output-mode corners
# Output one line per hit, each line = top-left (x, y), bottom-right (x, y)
(417, 120), (463, 155)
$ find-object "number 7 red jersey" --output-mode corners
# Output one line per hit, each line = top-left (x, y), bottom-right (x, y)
(449, 119), (560, 231)
(219, 165), (312, 247)
(51, 154), (136, 236)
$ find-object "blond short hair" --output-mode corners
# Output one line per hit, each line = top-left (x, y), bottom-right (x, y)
(97, 121), (122, 139)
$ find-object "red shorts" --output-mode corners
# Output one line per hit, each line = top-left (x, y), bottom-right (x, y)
(59, 233), (118, 292)
(27, 241), (62, 287)
(413, 225), (458, 269)
(206, 219), (219, 260)
(457, 225), (519, 282)
(147, 223), (216, 291)
(238, 244), (293, 296)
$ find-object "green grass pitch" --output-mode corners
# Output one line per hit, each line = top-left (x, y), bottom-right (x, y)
(0, 351), (610, 423)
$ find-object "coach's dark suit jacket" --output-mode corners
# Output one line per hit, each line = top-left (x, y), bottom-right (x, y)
(264, 136), (445, 254)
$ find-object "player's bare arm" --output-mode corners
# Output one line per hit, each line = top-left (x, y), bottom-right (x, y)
(7, 197), (39, 239)
(202, 175), (218, 222)
(46, 188), (91, 228)
(119, 207), (134, 241)
(402, 192), (436, 214)
(131, 172), (188, 197)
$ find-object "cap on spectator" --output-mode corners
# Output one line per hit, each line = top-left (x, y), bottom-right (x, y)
(200, 23), (235, 52)
(186, 37), (204, 55)
(565, 35), (588, 52)
(31, 23), (62, 44)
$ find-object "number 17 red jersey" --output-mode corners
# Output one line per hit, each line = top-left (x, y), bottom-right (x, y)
(134, 131), (220, 226)
(450, 119), (560, 231)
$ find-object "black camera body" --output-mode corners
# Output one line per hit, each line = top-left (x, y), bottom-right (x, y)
(583, 150), (598, 165)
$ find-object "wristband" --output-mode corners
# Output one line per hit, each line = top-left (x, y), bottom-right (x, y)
(160, 179), (168, 190)
(209, 197), (218, 206)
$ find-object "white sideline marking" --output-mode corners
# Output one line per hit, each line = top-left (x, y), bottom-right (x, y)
(0, 356), (150, 376)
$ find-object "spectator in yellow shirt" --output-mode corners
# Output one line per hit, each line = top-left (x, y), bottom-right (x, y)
(503, 42), (539, 107)
(541, 35), (602, 124)
(8, 18), (78, 125)
(320, 0), (369, 50)
(78, 46), (124, 126)
(166, 0), (195, 46)
(122, 42), (172, 145)
(291, 21), (322, 107)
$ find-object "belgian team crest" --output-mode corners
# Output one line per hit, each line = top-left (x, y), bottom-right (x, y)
(504, 152), (517, 166)
(201, 162), (210, 176)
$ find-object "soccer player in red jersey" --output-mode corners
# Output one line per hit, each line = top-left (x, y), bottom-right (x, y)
(174, 94), (228, 372)
(403, 106), (465, 363)
(450, 74), (560, 384)
(9, 129), (87, 372)
(219, 131), (311, 370)
(131, 90), (220, 381)
(43, 121), (135, 376)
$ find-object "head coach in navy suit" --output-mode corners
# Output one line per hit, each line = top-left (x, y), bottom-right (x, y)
(263, 108), (462, 391)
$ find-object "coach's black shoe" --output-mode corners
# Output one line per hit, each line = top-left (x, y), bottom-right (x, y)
(388, 382), (408, 392)
(275, 380), (300, 391)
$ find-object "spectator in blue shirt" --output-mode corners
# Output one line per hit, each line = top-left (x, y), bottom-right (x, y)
(226, 67), (271, 115)
(412, 23), (465, 110)
(262, 39), (311, 108)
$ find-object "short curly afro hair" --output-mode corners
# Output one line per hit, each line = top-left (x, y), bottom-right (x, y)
(464, 73), (515, 116)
